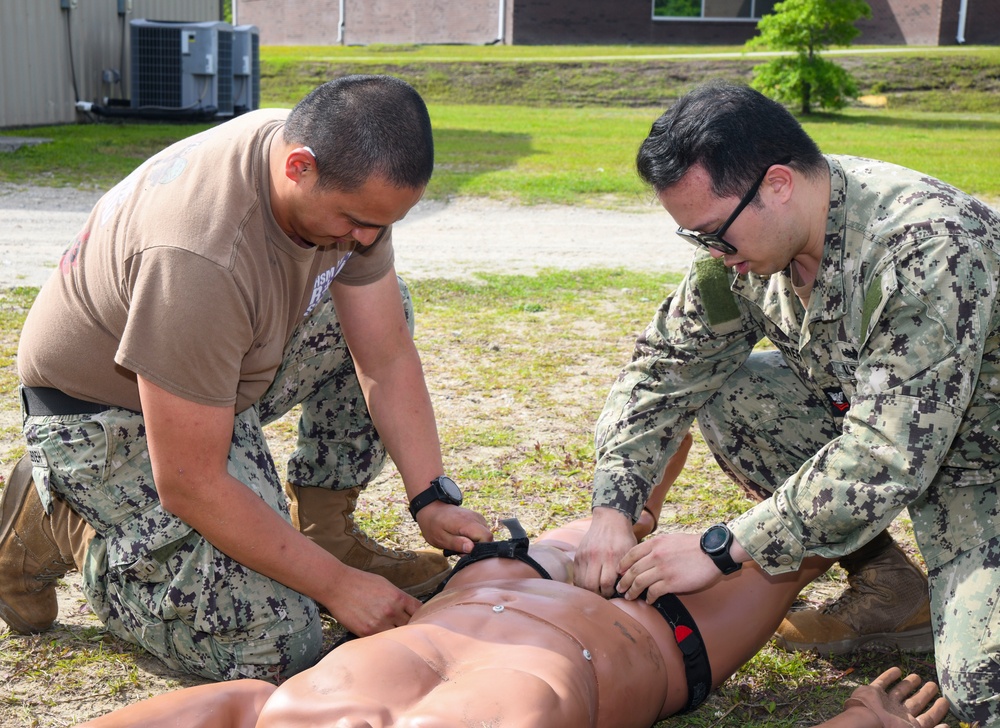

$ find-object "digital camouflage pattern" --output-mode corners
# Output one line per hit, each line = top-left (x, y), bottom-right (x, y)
(21, 280), (413, 682)
(593, 155), (1000, 723)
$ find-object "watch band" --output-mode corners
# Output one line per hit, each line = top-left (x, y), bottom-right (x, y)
(409, 476), (462, 521)
(408, 487), (440, 520)
(700, 523), (742, 575)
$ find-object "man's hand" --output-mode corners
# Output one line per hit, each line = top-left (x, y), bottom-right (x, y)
(615, 532), (723, 601)
(573, 507), (637, 597)
(416, 503), (492, 554)
(319, 568), (422, 637)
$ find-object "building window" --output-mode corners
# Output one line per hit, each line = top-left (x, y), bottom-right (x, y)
(653, 0), (779, 19)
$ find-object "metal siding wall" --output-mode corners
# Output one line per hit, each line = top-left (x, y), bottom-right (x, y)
(0, 0), (217, 128)
(0, 1), (72, 128)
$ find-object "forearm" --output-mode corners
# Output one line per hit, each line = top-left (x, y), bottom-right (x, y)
(358, 352), (445, 498)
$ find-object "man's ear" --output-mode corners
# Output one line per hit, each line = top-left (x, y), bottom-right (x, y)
(284, 146), (316, 183)
(765, 163), (794, 204)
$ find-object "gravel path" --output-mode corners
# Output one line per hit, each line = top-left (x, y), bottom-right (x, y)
(0, 183), (694, 287)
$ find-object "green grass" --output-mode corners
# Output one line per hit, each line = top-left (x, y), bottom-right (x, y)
(0, 122), (216, 190)
(3, 105), (999, 206)
(261, 43), (756, 65)
(803, 110), (1000, 200)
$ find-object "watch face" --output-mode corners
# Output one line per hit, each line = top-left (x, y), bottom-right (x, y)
(701, 525), (728, 553)
(435, 476), (462, 503)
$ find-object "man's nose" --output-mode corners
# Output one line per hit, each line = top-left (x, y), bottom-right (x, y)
(353, 227), (380, 246)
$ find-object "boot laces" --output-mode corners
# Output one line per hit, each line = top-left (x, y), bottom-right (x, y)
(31, 564), (71, 587)
(824, 569), (888, 616)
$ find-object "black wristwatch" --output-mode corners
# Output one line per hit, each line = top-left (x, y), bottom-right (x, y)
(409, 475), (463, 520)
(699, 523), (742, 575)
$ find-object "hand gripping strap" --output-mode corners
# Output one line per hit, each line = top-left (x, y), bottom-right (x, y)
(426, 517), (552, 602)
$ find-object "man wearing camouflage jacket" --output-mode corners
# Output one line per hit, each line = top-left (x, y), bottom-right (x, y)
(574, 82), (1000, 725)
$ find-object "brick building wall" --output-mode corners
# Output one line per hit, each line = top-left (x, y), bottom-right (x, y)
(236, 0), (342, 45)
(348, 0), (502, 45)
(943, 0), (1000, 44)
(510, 0), (759, 45)
(859, 0), (943, 44)
(237, 0), (503, 46)
(236, 0), (998, 47)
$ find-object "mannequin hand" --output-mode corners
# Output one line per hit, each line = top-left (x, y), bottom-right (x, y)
(841, 667), (950, 728)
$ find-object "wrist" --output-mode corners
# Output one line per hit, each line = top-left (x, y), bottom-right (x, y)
(590, 505), (633, 527)
(729, 538), (750, 563)
(837, 704), (882, 728)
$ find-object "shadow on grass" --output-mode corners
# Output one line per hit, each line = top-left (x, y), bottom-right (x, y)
(430, 127), (535, 198)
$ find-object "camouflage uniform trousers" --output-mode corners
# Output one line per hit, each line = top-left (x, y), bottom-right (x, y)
(21, 278), (415, 683)
(697, 350), (1000, 725)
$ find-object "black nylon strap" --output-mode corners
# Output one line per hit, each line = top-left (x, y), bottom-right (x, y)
(650, 593), (712, 713)
(427, 517), (551, 601)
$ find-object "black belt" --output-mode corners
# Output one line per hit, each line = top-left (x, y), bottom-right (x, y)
(21, 387), (111, 417)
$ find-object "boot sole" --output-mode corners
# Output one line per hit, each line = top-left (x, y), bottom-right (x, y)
(0, 598), (43, 634)
(773, 623), (934, 656)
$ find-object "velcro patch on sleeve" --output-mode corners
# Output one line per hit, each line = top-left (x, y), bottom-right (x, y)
(694, 257), (740, 327)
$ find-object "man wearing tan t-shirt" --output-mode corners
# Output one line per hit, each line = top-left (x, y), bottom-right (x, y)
(0, 75), (491, 682)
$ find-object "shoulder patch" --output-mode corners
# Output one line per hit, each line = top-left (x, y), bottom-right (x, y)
(694, 257), (740, 327)
(860, 280), (882, 337)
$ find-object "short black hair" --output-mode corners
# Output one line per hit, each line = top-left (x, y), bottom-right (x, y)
(283, 74), (434, 192)
(636, 82), (824, 199)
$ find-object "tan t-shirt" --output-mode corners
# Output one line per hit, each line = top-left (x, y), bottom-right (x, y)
(18, 109), (394, 413)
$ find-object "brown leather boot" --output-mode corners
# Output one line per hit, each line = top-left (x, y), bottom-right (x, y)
(284, 483), (451, 598)
(774, 539), (933, 655)
(0, 455), (76, 634)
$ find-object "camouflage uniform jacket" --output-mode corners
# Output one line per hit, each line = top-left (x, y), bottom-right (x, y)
(593, 154), (1000, 573)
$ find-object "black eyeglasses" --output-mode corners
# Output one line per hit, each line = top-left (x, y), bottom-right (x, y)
(675, 157), (792, 256)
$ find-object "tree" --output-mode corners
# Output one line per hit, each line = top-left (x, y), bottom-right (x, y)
(746, 0), (871, 114)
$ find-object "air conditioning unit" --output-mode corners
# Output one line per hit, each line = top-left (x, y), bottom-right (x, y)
(130, 19), (234, 118)
(232, 25), (260, 115)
